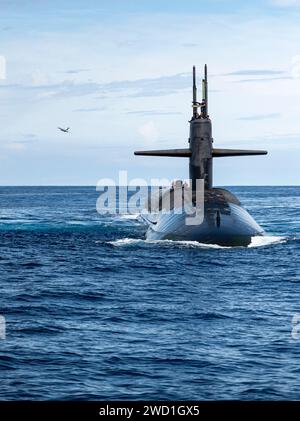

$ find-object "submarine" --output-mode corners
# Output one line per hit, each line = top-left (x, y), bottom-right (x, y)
(134, 65), (267, 246)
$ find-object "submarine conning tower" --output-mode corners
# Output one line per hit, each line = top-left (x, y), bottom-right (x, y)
(134, 65), (267, 192)
(189, 64), (212, 190)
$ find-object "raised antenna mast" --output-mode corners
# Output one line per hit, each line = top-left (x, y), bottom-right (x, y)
(201, 64), (208, 118)
(192, 66), (198, 119)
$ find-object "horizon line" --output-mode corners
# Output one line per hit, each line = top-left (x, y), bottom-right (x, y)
(0, 184), (298, 188)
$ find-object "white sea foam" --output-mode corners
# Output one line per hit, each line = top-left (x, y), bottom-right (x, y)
(108, 238), (229, 249)
(248, 235), (287, 248)
(119, 214), (140, 220)
(109, 238), (142, 246)
(108, 235), (287, 249)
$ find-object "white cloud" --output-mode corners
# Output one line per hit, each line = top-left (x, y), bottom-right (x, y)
(138, 121), (159, 143)
(31, 69), (50, 87)
(4, 143), (26, 152)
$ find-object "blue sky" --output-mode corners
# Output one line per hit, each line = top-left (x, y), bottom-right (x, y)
(0, 0), (300, 185)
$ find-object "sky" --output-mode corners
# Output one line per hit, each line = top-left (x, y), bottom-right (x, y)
(0, 0), (300, 185)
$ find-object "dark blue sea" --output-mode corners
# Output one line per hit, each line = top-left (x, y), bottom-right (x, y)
(0, 186), (299, 400)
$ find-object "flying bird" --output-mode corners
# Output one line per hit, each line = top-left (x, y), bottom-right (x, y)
(58, 127), (70, 133)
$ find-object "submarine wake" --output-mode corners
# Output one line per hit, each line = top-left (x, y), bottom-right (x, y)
(108, 235), (287, 249)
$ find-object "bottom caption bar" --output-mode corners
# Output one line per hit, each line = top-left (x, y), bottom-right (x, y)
(0, 401), (300, 418)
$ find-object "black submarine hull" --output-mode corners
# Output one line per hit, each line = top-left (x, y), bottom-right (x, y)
(141, 188), (264, 247)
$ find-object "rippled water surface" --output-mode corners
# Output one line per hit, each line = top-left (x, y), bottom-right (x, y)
(0, 186), (299, 400)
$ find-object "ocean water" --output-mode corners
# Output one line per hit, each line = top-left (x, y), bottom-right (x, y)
(0, 186), (299, 400)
